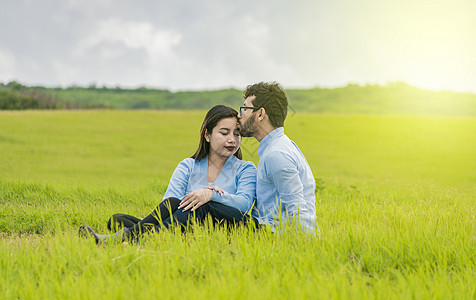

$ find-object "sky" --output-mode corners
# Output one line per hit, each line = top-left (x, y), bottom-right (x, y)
(1, 0), (475, 92)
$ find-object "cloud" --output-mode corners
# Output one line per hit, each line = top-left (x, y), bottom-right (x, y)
(75, 18), (182, 64)
(1, 0), (475, 92)
(0, 49), (16, 80)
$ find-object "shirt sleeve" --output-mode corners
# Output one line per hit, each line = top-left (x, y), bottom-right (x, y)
(210, 161), (257, 213)
(162, 158), (193, 200)
(264, 151), (305, 218)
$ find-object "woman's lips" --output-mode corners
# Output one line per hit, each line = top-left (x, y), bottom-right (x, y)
(225, 146), (235, 151)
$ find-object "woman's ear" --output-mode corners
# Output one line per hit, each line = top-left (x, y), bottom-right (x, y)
(205, 129), (210, 142)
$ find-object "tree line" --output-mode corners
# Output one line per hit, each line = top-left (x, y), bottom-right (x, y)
(1, 81), (475, 117)
(0, 82), (109, 110)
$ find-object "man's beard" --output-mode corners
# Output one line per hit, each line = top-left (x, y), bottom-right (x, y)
(239, 115), (256, 137)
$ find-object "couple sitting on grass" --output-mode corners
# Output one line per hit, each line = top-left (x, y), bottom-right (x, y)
(79, 82), (319, 244)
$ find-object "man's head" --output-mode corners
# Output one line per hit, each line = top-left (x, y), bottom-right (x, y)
(239, 82), (288, 138)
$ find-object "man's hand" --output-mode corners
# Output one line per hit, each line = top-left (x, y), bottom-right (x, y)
(179, 188), (213, 211)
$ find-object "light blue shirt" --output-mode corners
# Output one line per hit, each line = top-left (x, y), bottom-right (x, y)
(252, 127), (318, 232)
(163, 155), (256, 213)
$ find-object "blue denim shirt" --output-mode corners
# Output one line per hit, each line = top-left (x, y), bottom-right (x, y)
(163, 155), (257, 213)
(252, 127), (318, 232)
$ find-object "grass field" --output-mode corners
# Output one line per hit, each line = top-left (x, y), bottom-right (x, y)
(1, 110), (475, 299)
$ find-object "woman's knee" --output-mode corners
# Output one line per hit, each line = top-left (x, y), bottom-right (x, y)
(107, 213), (124, 231)
(107, 213), (141, 231)
(162, 197), (181, 210)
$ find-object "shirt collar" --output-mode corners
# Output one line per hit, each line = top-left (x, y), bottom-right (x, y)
(257, 127), (284, 158)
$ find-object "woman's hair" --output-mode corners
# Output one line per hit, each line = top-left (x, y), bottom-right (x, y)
(191, 105), (242, 161)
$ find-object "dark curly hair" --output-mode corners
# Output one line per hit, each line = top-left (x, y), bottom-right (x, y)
(243, 81), (288, 128)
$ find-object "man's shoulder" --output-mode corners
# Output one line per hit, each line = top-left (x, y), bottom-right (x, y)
(260, 133), (309, 168)
(261, 148), (296, 167)
(262, 134), (294, 157)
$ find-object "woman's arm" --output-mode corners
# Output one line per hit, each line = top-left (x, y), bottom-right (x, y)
(162, 158), (193, 200)
(208, 162), (257, 213)
(178, 188), (213, 211)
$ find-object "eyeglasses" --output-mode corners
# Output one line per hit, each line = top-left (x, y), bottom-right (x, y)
(239, 106), (260, 116)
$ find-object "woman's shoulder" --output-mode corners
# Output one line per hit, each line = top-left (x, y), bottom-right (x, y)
(229, 156), (256, 171)
(180, 157), (196, 164)
(175, 157), (199, 170)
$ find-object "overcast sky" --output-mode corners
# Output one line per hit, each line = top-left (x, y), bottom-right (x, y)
(1, 0), (475, 92)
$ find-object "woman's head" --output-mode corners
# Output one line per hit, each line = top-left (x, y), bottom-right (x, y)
(192, 105), (242, 161)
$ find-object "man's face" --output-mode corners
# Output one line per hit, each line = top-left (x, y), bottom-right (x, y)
(239, 96), (257, 137)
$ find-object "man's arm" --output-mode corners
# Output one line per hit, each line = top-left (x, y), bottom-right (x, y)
(265, 151), (305, 219)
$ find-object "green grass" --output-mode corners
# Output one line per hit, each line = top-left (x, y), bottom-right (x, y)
(1, 111), (475, 299)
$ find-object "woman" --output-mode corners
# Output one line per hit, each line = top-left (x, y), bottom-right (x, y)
(79, 105), (257, 244)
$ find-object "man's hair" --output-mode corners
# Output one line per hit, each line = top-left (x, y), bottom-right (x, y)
(243, 81), (288, 128)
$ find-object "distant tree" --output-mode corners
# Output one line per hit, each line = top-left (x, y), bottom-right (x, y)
(7, 81), (24, 92)
(131, 100), (150, 109)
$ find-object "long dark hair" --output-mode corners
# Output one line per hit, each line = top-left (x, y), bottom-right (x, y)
(191, 105), (243, 161)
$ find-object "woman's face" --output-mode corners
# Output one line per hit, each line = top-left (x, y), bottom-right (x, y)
(206, 117), (241, 159)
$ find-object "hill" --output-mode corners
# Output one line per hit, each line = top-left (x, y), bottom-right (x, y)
(1, 81), (475, 116)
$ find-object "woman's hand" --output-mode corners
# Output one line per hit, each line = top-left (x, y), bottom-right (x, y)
(205, 185), (225, 195)
(179, 188), (213, 211)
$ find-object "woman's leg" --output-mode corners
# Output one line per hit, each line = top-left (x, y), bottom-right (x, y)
(156, 201), (256, 232)
(159, 203), (211, 232)
(107, 197), (181, 231)
(127, 197), (181, 237)
(207, 202), (257, 228)
(82, 197), (182, 244)
(107, 214), (142, 232)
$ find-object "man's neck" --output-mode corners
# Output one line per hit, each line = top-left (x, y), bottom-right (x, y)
(255, 123), (277, 142)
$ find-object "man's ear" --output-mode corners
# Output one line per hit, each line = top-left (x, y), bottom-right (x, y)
(257, 107), (266, 121)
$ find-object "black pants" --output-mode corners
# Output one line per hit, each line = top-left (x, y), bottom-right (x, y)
(159, 201), (257, 231)
(107, 198), (257, 237)
(107, 197), (181, 235)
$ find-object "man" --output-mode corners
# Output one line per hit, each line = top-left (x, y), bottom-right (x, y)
(238, 82), (319, 233)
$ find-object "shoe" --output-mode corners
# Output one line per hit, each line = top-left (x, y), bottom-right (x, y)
(79, 225), (131, 245)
